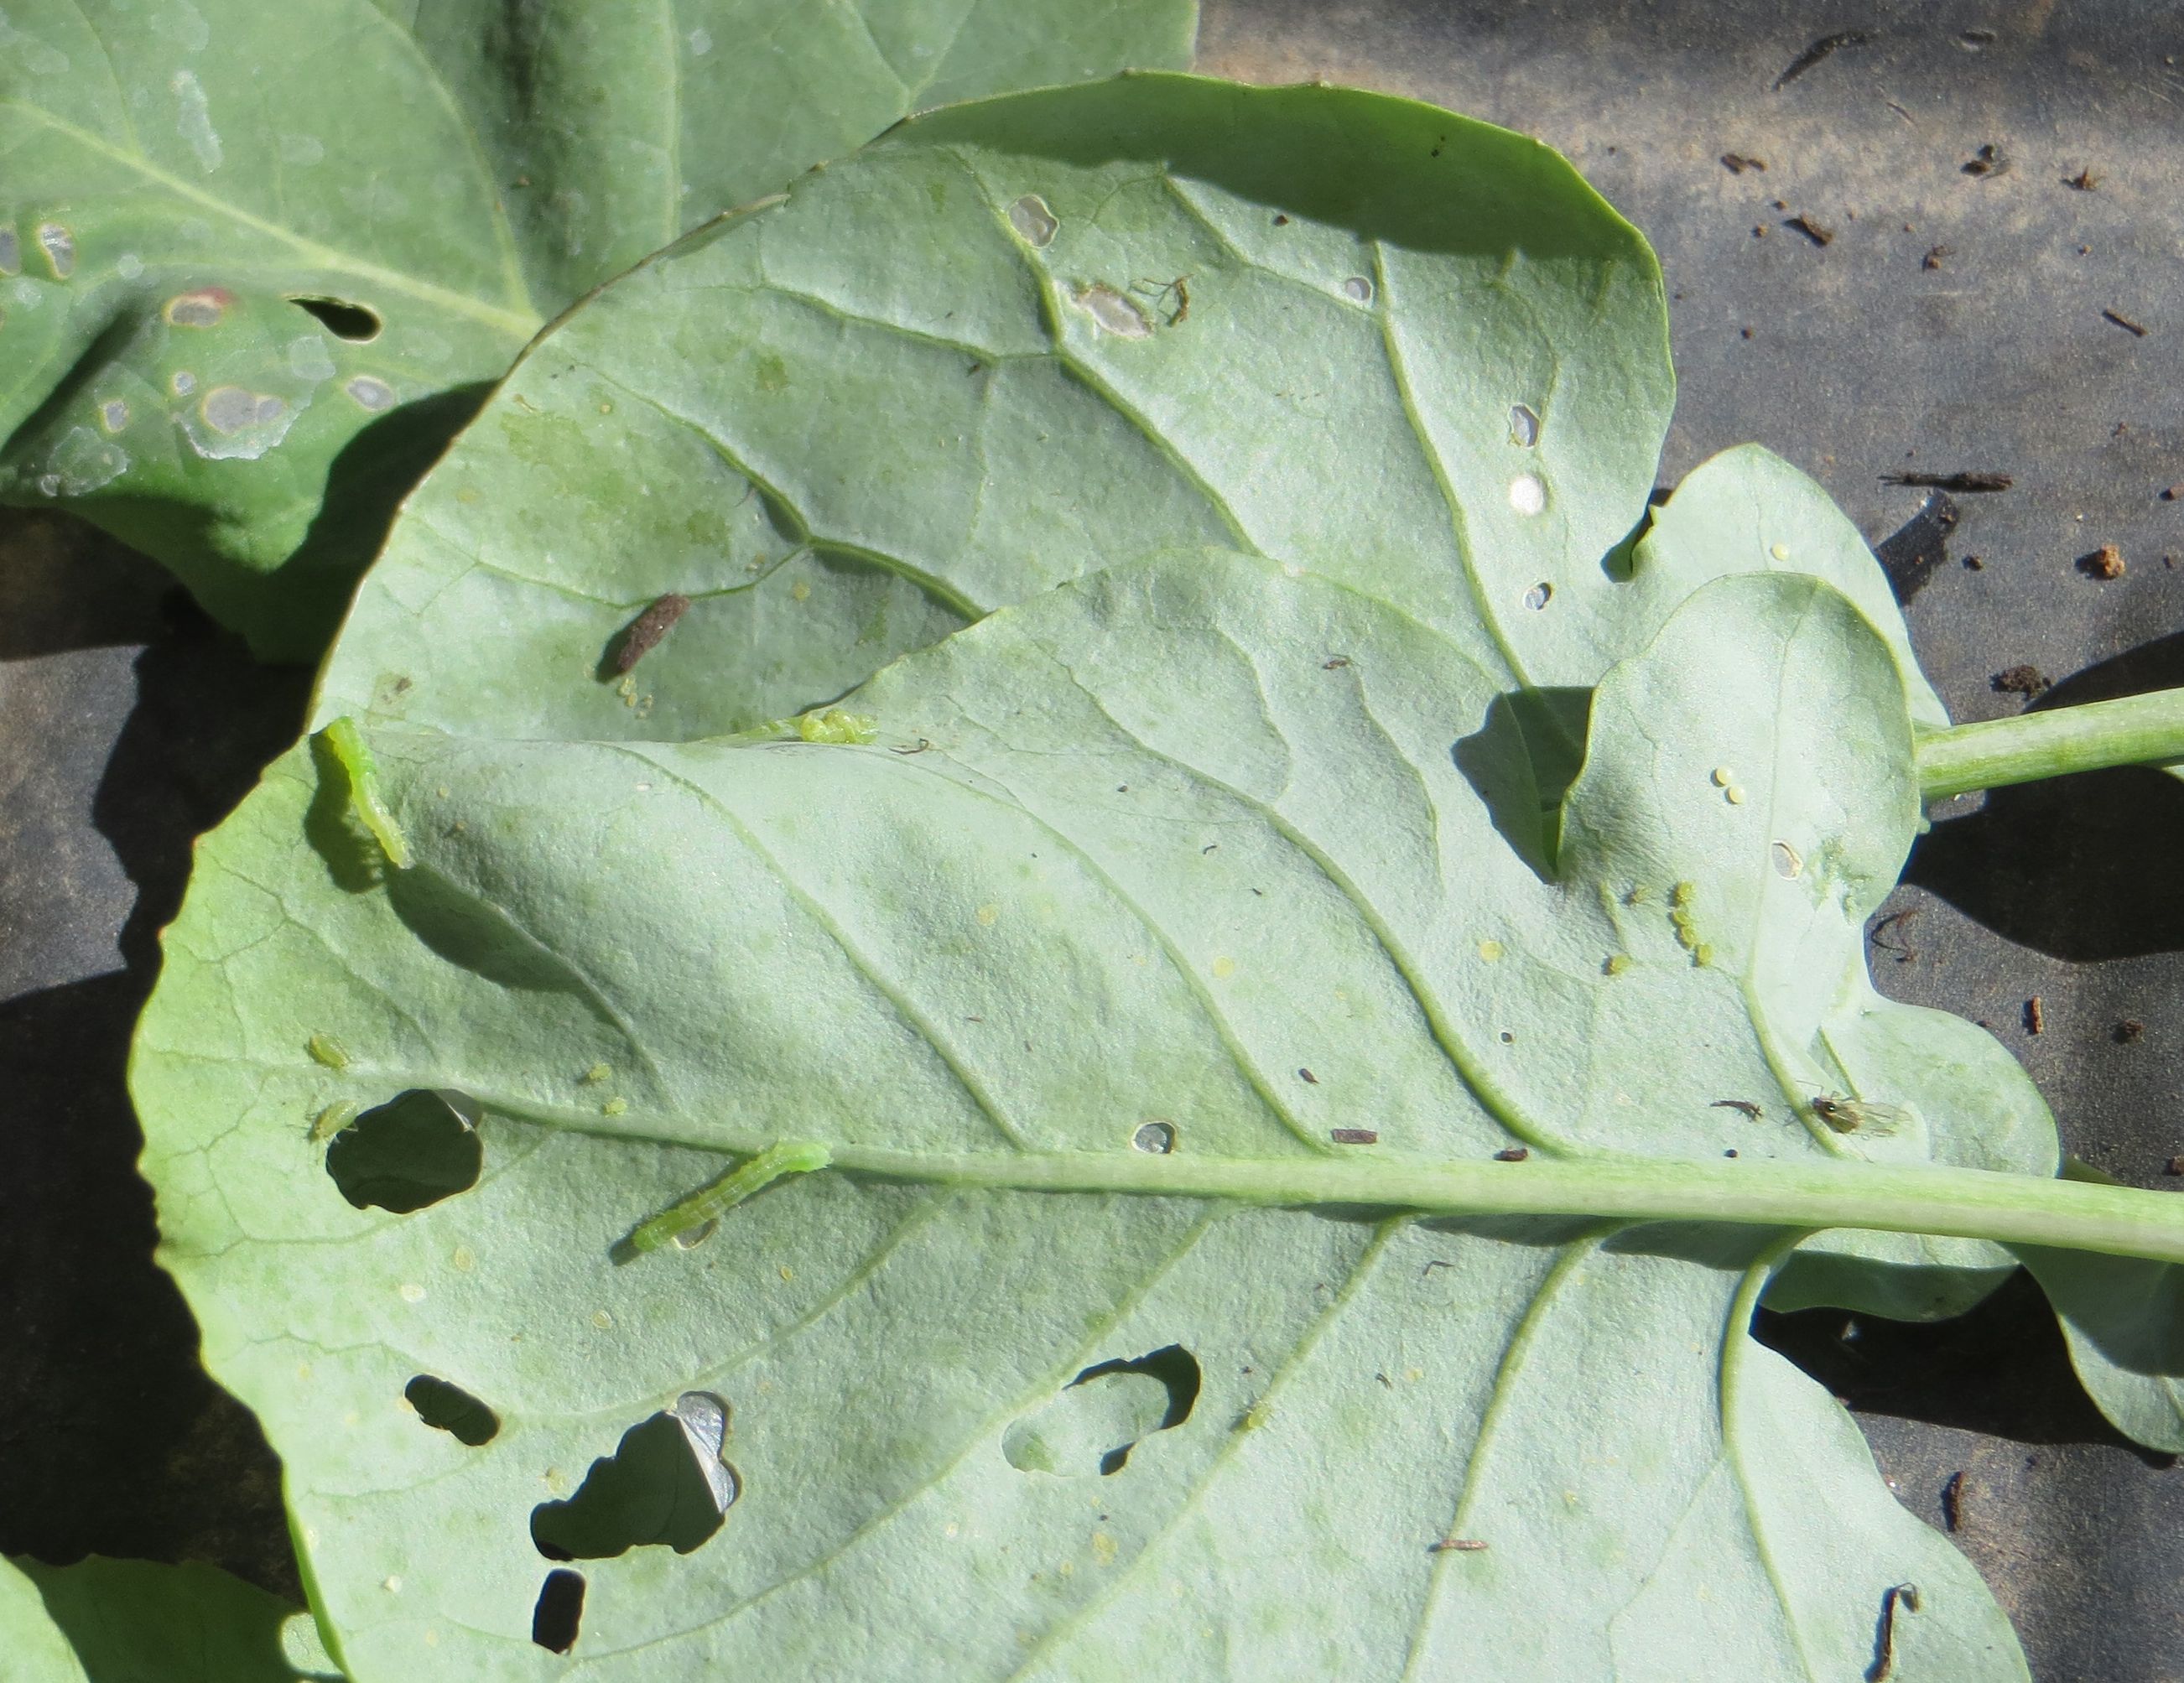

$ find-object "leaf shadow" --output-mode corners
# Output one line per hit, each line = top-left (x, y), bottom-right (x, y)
(1450, 686), (1593, 882)
(0, 534), (307, 1593)
(1755, 1269), (2172, 1461)
(1905, 631), (2184, 960)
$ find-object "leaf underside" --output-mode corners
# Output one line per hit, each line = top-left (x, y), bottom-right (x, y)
(2, 1554), (330, 1682)
(130, 71), (2148, 1682)
(140, 545), (2033, 1677)
(0, 0), (1196, 655)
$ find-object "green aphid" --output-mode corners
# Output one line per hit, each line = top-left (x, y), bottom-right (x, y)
(795, 708), (878, 745)
(317, 717), (412, 869)
(306, 1033), (351, 1070)
(309, 1100), (360, 1143)
(601, 1097), (629, 1117)
(1670, 880), (1696, 908)
(1603, 953), (1632, 976)
(582, 1062), (612, 1084)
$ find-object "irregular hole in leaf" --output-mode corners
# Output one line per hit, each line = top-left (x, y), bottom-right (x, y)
(289, 295), (383, 341)
(1451, 687), (1594, 881)
(1006, 193), (1058, 247)
(531, 1569), (585, 1654)
(1001, 1345), (1201, 1477)
(404, 1374), (501, 1446)
(1131, 1120), (1176, 1153)
(324, 1089), (482, 1213)
(531, 1391), (739, 1560)
(1509, 402), (1541, 446)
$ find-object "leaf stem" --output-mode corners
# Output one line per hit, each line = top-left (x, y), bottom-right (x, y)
(836, 1148), (2184, 1261)
(481, 1091), (2184, 1265)
(1916, 687), (2184, 800)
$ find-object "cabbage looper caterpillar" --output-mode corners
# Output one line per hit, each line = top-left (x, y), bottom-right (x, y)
(317, 716), (411, 870)
(628, 1140), (832, 1254)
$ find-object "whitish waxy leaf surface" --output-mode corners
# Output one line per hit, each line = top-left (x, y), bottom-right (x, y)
(0, 0), (1195, 655)
(313, 77), (1953, 759)
(1, 1554), (333, 1682)
(138, 552), (2038, 1677)
(313, 74), (1679, 738)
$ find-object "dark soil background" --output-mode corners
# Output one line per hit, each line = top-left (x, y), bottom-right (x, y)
(3, 3), (2180, 1677)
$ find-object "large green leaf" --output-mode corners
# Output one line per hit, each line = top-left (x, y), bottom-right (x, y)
(2, 1554), (336, 1681)
(309, 74), (1996, 1322)
(311, 74), (1680, 738)
(0, 0), (1196, 657)
(136, 556), (2041, 1676)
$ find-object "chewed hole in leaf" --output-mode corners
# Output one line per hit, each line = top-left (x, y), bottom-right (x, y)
(1131, 1120), (1176, 1154)
(289, 294), (383, 341)
(1006, 193), (1058, 247)
(1002, 1345), (1201, 1477)
(532, 1391), (738, 1560)
(532, 1570), (585, 1654)
(324, 1089), (481, 1213)
(405, 1374), (500, 1446)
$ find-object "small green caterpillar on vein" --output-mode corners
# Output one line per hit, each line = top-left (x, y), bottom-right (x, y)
(628, 1140), (833, 1254)
(318, 717), (411, 869)
(794, 709), (876, 745)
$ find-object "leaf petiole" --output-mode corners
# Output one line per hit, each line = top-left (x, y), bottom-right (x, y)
(1916, 684), (2184, 799)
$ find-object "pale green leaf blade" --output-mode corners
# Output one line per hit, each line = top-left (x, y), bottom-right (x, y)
(0, 0), (1196, 655)
(137, 556), (2036, 1675)
(1619, 443), (1950, 734)
(3, 1555), (335, 1682)
(0, 1556), (88, 1683)
(2015, 1246), (2184, 1453)
(312, 74), (1678, 738)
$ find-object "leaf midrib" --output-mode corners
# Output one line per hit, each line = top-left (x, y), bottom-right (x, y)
(138, 1039), (2184, 1265)
(7, 101), (543, 335)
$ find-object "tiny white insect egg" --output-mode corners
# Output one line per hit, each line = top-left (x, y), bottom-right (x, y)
(1770, 542), (1791, 561)
(1509, 474), (1546, 516)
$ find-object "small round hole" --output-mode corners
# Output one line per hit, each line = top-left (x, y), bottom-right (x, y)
(325, 1088), (481, 1213)
(1523, 581), (1552, 610)
(1132, 1121), (1176, 1154)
